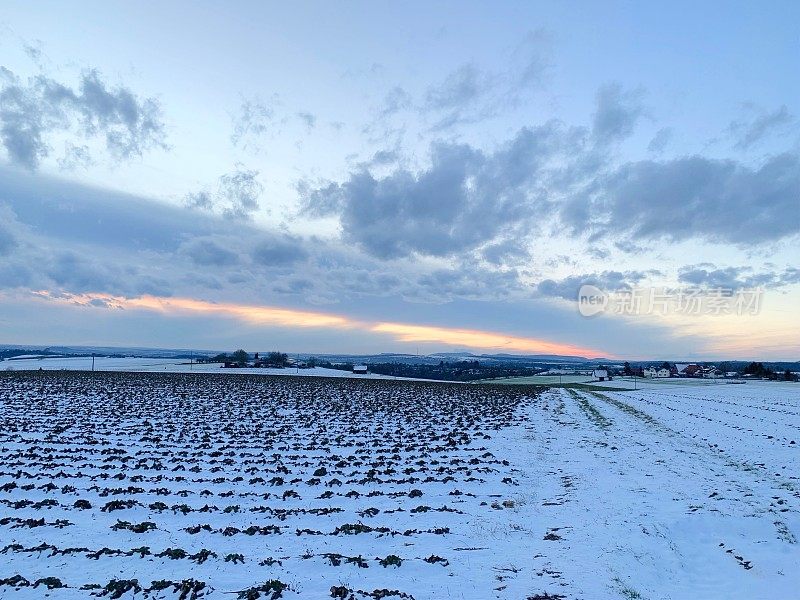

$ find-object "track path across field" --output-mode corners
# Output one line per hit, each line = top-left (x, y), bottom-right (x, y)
(495, 385), (800, 599)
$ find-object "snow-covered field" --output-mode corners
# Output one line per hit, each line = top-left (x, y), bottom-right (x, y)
(0, 372), (797, 599)
(1, 356), (404, 380)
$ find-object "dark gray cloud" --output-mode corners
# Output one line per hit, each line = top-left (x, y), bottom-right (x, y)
(480, 238), (530, 266)
(0, 164), (229, 253)
(729, 105), (794, 150)
(411, 266), (521, 301)
(181, 239), (239, 267)
(0, 67), (167, 169)
(0, 262), (33, 288)
(678, 264), (800, 289)
(295, 179), (346, 218)
(0, 165), (536, 306)
(565, 152), (800, 245)
(252, 234), (309, 266)
(368, 149), (399, 166)
(537, 270), (652, 300)
(46, 251), (173, 298)
(300, 121), (578, 259)
(592, 82), (646, 144)
(309, 77), (797, 260)
(272, 277), (314, 295)
(0, 167), (258, 298)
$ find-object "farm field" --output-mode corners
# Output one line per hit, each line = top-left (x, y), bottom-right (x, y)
(487, 375), (594, 386)
(0, 357), (407, 380)
(0, 372), (798, 599)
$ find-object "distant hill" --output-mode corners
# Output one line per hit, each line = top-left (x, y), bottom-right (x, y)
(1, 344), (795, 370)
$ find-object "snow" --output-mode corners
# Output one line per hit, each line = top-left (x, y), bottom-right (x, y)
(0, 357), (419, 381)
(0, 371), (797, 599)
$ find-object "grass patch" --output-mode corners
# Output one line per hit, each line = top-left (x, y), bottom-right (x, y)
(566, 389), (613, 428)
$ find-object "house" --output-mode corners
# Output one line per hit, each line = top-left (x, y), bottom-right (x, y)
(352, 365), (368, 375)
(593, 368), (609, 381)
(679, 364), (703, 377)
(644, 366), (670, 378)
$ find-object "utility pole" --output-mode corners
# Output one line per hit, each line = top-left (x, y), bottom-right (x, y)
(91, 353), (95, 372)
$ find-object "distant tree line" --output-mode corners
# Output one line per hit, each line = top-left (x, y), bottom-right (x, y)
(315, 359), (542, 382)
(744, 361), (796, 381)
(202, 349), (290, 368)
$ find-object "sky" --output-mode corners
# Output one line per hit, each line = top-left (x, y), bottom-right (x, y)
(0, 0), (798, 360)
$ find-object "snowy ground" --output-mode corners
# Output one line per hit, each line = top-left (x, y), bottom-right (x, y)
(0, 356), (414, 380)
(490, 375), (594, 386)
(0, 372), (797, 599)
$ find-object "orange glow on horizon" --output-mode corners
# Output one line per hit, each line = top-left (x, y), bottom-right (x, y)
(371, 322), (596, 356)
(31, 290), (606, 358)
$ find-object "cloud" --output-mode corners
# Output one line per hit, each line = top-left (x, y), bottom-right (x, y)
(424, 64), (491, 112)
(406, 31), (552, 131)
(252, 234), (309, 266)
(272, 277), (314, 295)
(46, 251), (173, 298)
(0, 219), (16, 256)
(0, 66), (167, 168)
(508, 29), (551, 92)
(678, 264), (800, 289)
(35, 290), (605, 357)
(230, 96), (275, 150)
(537, 270), (652, 301)
(296, 178), (350, 219)
(411, 266), (522, 302)
(592, 82), (646, 144)
(480, 238), (530, 266)
(218, 168), (263, 219)
(181, 238), (239, 267)
(0, 167), (261, 299)
(378, 86), (412, 118)
(297, 111), (316, 129)
(184, 190), (215, 211)
(0, 166), (537, 306)
(56, 141), (93, 170)
(0, 262), (34, 288)
(729, 104), (794, 150)
(185, 167), (264, 220)
(300, 121), (576, 259)
(647, 127), (672, 154)
(565, 152), (800, 245)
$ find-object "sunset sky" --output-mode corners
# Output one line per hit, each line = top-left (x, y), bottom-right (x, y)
(1, 1), (798, 359)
